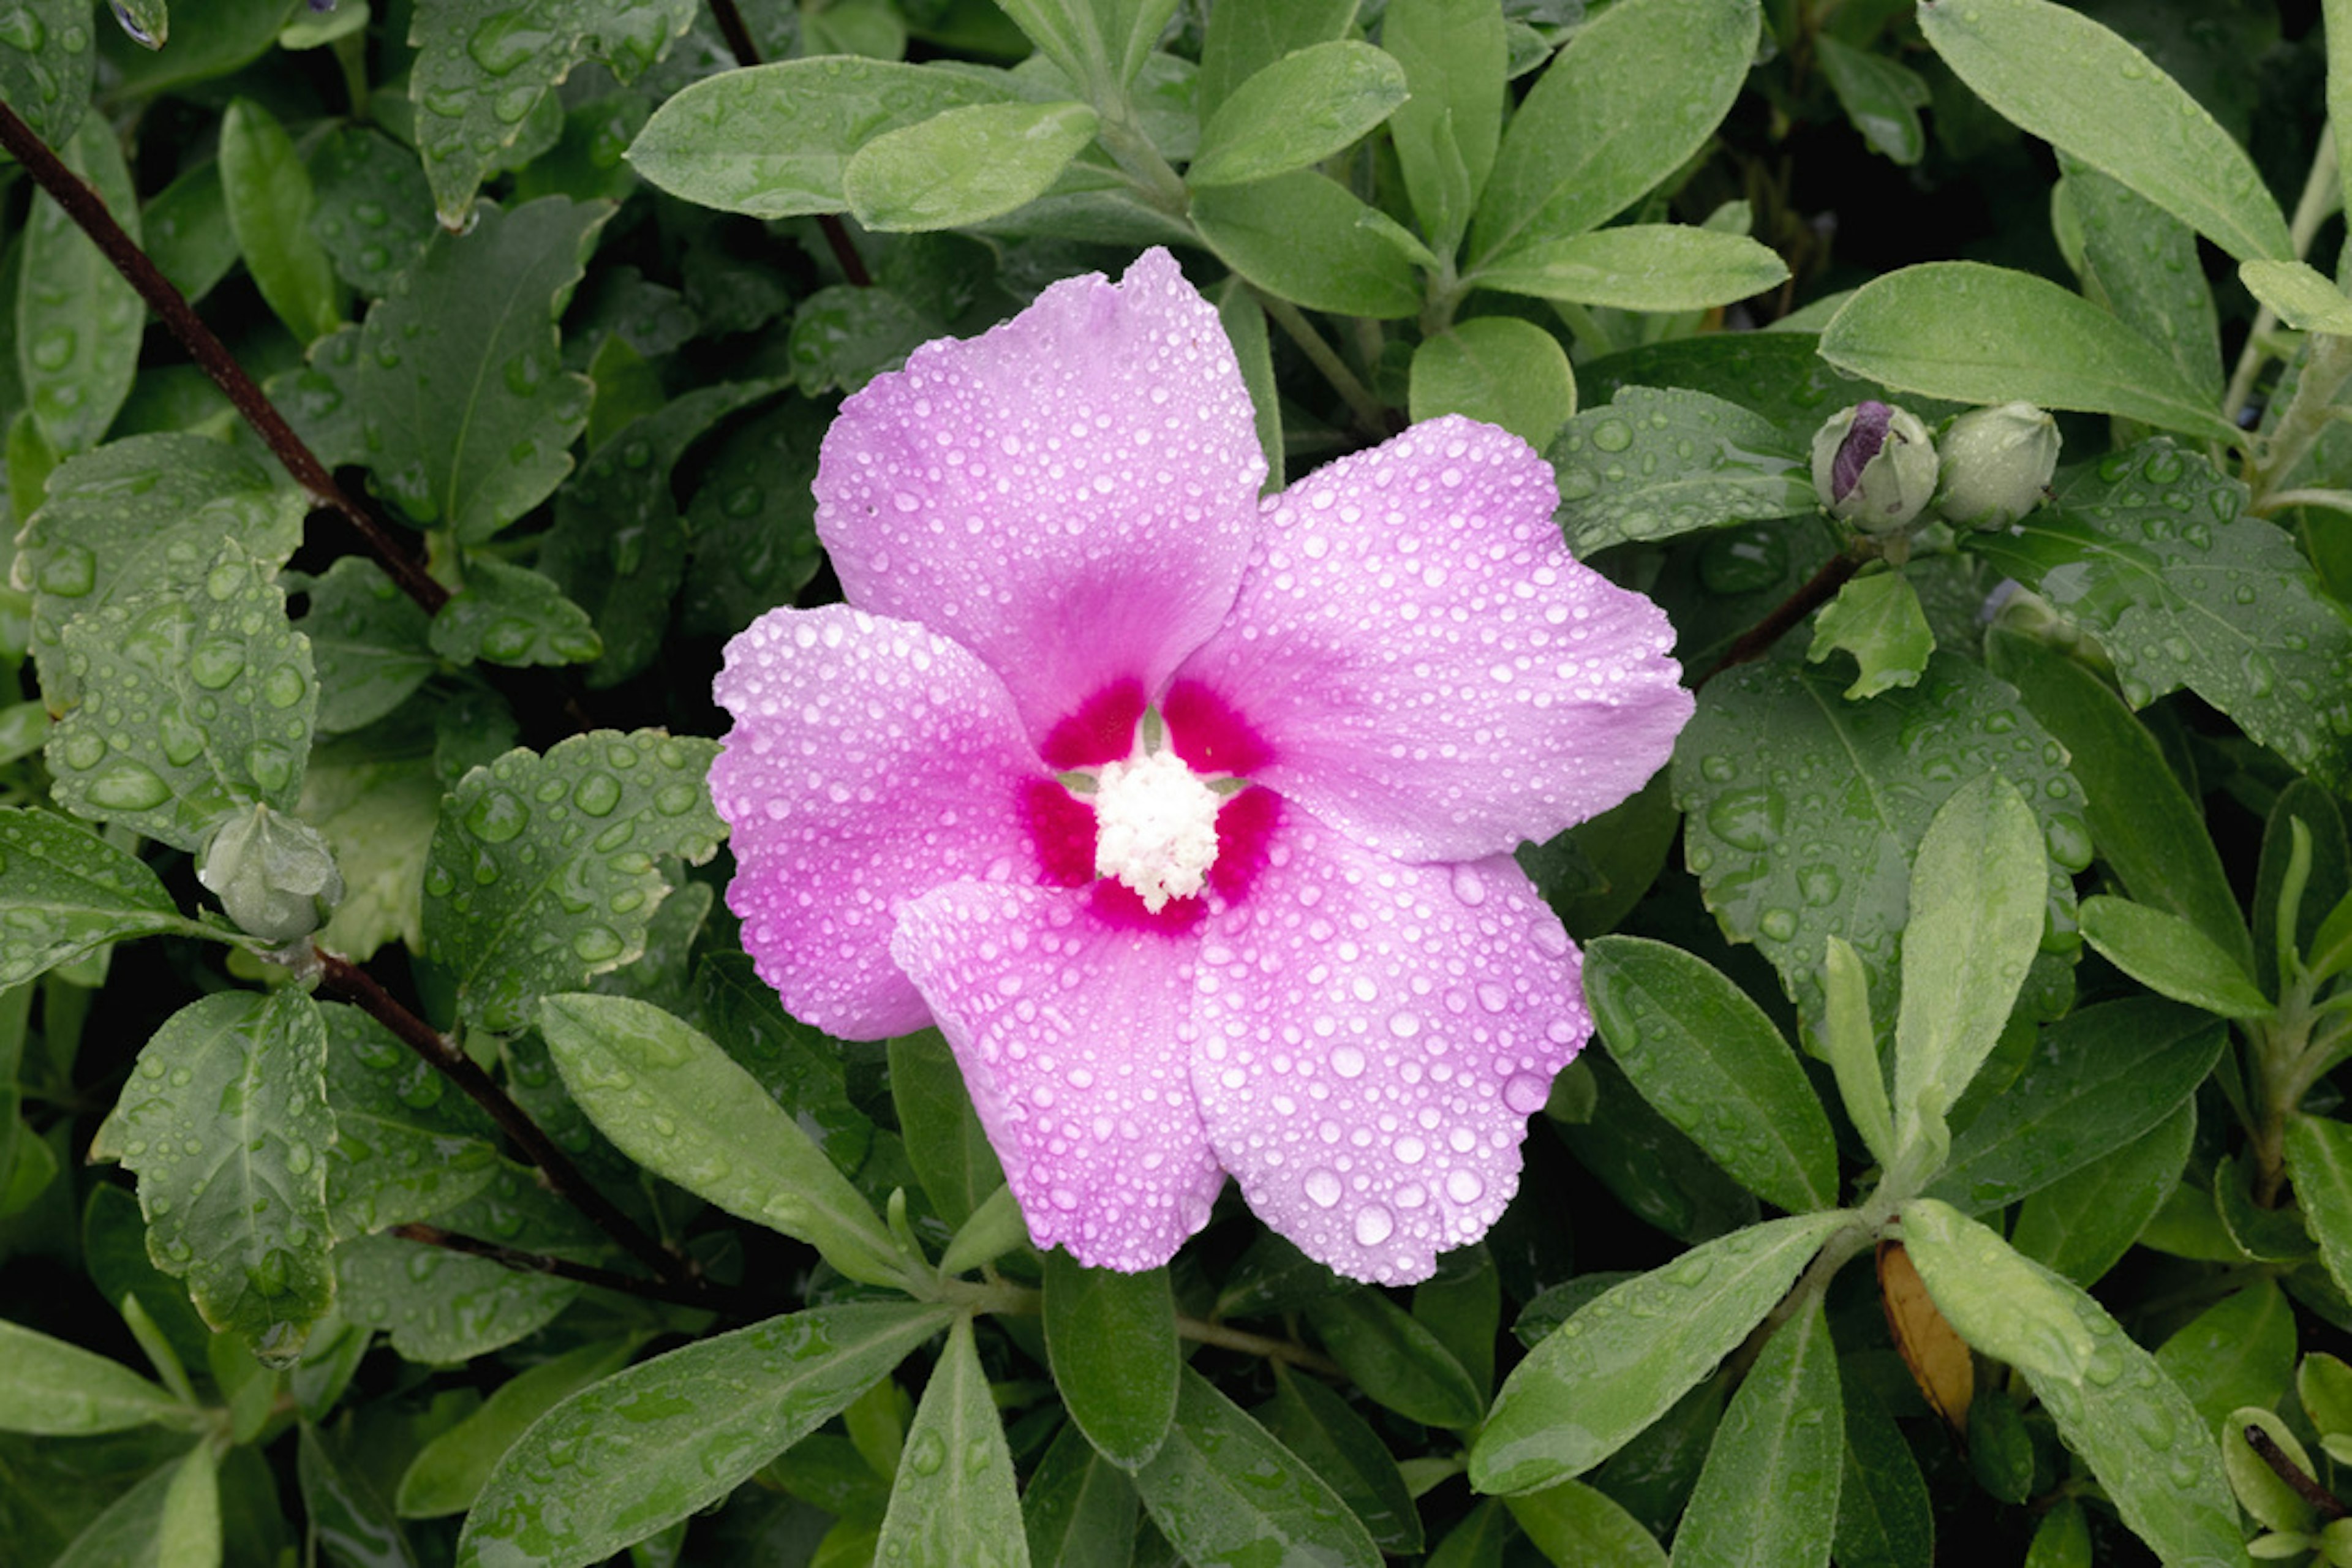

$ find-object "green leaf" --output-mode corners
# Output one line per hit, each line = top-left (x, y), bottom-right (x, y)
(45, 540), (316, 852)
(2224, 1408), (2317, 1536)
(1889, 772), (2048, 1152)
(1131, 1367), (1381, 1568)
(1471, 0), (1758, 268)
(1408, 318), (1575, 453)
(1928, 997), (2223, 1215)
(1973, 442), (2352, 793)
(1190, 172), (1424, 319)
(219, 97), (344, 343)
(691, 953), (888, 1192)
(1673, 652), (2084, 1030)
(1188, 42), (1406, 189)
(15, 433), (307, 705)
(2288, 1117), (2352, 1306)
(1671, 1297), (1841, 1568)
(2156, 1278), (2296, 1439)
(1899, 1199), (2245, 1566)
(1023, 1422), (1141, 1568)
(627, 58), (1018, 219)
(1578, 331), (1940, 441)
(334, 1164), (595, 1361)
(319, 1001), (500, 1242)
(295, 559), (437, 734)
(1474, 225), (1789, 312)
(1384, 0), (1505, 250)
(143, 161), (237, 304)
(1259, 1365), (1424, 1554)
(407, 0), (696, 223)
(889, 1027), (1006, 1230)
(2256, 783), (2350, 997)
(1835, 1378), (1933, 1568)
(54, 1442), (222, 1568)
(107, 0), (165, 45)
(1472, 1211), (1850, 1493)
(429, 559), (602, 668)
(93, 990), (334, 1362)
(298, 1423), (420, 1568)
(422, 728), (723, 1033)
(459, 1303), (955, 1568)
(2011, 1099), (2194, 1284)
(1042, 1251), (1178, 1469)
(846, 99), (1098, 231)
(1816, 32), (1928, 165)
(540, 379), (781, 685)
(306, 197), (608, 541)
(1303, 1289), (1483, 1430)
(1918, 0), (2289, 263)
(0, 0), (94, 145)
(307, 124), (440, 300)
(1819, 263), (2239, 443)
(1551, 1052), (1761, 1245)
(1822, 935), (1896, 1171)
(1550, 386), (1812, 555)
(2057, 156), (2222, 403)
(2243, 257), (2352, 336)
(1806, 571), (1934, 699)
(1502, 1478), (1667, 1567)
(876, 1316), (1027, 1567)
(19, 115), (142, 456)
(0, 807), (200, 987)
(1194, 0), (1355, 118)
(539, 992), (908, 1288)
(99, 0), (287, 96)
(0, 1319), (191, 1434)
(2079, 896), (2272, 1018)
(1581, 935), (1838, 1213)
(1985, 626), (2248, 973)
(302, 743), (438, 962)
(678, 394), (829, 636)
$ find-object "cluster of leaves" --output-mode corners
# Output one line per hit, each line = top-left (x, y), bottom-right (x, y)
(1, 0), (2351, 1564)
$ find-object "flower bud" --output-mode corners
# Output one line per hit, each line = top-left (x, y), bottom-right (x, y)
(1811, 400), (1939, 533)
(198, 804), (344, 944)
(1934, 401), (2059, 529)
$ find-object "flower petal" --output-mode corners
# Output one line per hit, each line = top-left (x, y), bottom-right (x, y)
(816, 248), (1267, 742)
(891, 881), (1226, 1272)
(710, 605), (1044, 1039)
(1174, 415), (1692, 862)
(1191, 811), (1586, 1284)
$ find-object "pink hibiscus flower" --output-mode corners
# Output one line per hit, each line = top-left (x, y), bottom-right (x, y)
(709, 249), (1692, 1284)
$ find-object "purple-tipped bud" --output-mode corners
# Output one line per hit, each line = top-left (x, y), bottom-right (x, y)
(1812, 401), (1938, 533)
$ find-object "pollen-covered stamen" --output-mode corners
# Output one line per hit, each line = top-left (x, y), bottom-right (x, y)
(1093, 748), (1223, 912)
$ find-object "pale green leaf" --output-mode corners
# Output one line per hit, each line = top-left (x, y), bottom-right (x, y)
(1474, 225), (1789, 311)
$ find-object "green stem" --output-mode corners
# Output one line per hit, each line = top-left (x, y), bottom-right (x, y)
(1258, 292), (1390, 439)
(2225, 127), (2340, 432)
(2254, 334), (2352, 504)
(929, 1275), (1341, 1373)
(1725, 1216), (1873, 1385)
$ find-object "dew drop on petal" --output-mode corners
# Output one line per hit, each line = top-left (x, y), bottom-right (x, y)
(1305, 1169), (1341, 1208)
(1354, 1205), (1394, 1245)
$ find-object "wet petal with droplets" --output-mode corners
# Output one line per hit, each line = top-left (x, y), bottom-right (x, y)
(815, 249), (1265, 744)
(889, 881), (1226, 1272)
(1174, 416), (1692, 862)
(711, 605), (1044, 1039)
(1191, 812), (1588, 1284)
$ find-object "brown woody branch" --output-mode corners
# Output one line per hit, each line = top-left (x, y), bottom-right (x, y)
(2245, 1423), (2350, 1521)
(1700, 550), (1861, 687)
(0, 99), (447, 614)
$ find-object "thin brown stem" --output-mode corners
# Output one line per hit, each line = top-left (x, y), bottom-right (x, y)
(1701, 549), (1862, 687)
(2245, 1423), (2350, 1520)
(392, 1224), (771, 1317)
(313, 949), (688, 1287)
(0, 99), (447, 615)
(703, 0), (870, 287)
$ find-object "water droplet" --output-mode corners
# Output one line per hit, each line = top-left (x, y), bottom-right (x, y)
(907, 1433), (944, 1476)
(84, 760), (170, 811)
(1304, 1169), (1341, 1208)
(1354, 1205), (1394, 1245)
(466, 788), (529, 843)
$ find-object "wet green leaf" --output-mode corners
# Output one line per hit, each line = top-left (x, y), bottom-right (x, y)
(408, 0), (696, 222)
(1672, 1297), (1841, 1568)
(0, 1318), (192, 1434)
(1408, 318), (1576, 453)
(429, 559), (602, 669)
(1551, 386), (1812, 555)
(1472, 1212), (1850, 1493)
(1502, 1476), (1666, 1567)
(876, 1316), (1027, 1567)
(18, 115), (141, 455)
(1191, 172), (1423, 318)
(1807, 571), (1934, 699)
(1022, 1422), (1139, 1568)
(301, 743), (439, 962)
(220, 97), (345, 343)
(2288, 1117), (2352, 1306)
(459, 1303), (954, 1568)
(2011, 1099), (2195, 1284)
(45, 540), (315, 852)
(0, 807), (201, 987)
(1817, 32), (1928, 164)
(890, 1027), (1006, 1230)
(1384, 0), (1503, 249)
(143, 162), (237, 305)
(307, 125), (440, 299)
(2156, 1278), (2296, 1439)
(1188, 41), (1405, 189)
(1043, 1252), (1177, 1469)
(319, 1002), (500, 1243)
(2057, 155), (2222, 402)
(1475, 225), (1789, 311)
(1260, 1365), (1424, 1554)
(398, 1338), (638, 1517)
(0, 0), (93, 145)
(539, 992), (908, 1287)
(1304, 1289), (1483, 1430)
(92, 989), (335, 1362)
(53, 1442), (221, 1568)
(294, 559), (437, 736)
(1919, 0), (2290, 262)
(299, 1423), (419, 1568)
(1131, 1367), (1380, 1568)
(847, 99), (1098, 231)
(2079, 896), (2272, 1017)
(677, 394), (828, 636)
(1584, 935), (1838, 1213)
(1834, 1377), (1932, 1568)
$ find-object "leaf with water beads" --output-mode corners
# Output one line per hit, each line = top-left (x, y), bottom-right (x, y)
(423, 728), (725, 1033)
(89, 989), (337, 1364)
(407, 0), (696, 224)
(318, 1002), (500, 1244)
(1973, 440), (2352, 794)
(1131, 1368), (1382, 1568)
(1899, 1199), (2245, 1568)
(0, 1317), (194, 1435)
(1551, 386), (1813, 556)
(875, 1316), (1028, 1568)
(429, 558), (603, 669)
(0, 0), (95, 146)
(18, 114), (140, 457)
(295, 558), (438, 734)
(457, 1302), (956, 1568)
(45, 540), (317, 853)
(0, 807), (208, 988)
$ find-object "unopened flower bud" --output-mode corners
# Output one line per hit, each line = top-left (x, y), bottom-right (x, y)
(1812, 400), (1939, 533)
(1934, 402), (2059, 529)
(198, 804), (344, 944)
